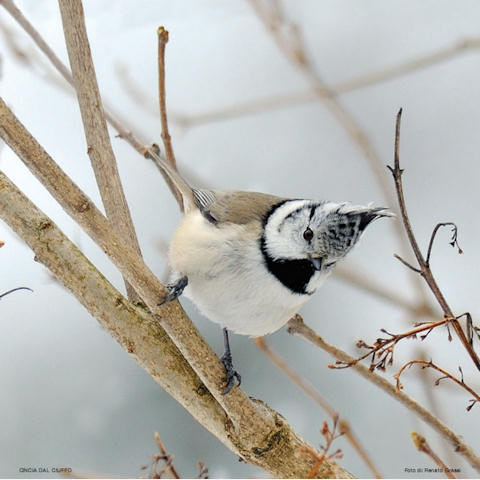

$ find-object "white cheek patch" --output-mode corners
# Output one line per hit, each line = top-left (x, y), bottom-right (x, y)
(263, 200), (312, 259)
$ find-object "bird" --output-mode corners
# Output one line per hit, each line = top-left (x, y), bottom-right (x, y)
(156, 154), (393, 394)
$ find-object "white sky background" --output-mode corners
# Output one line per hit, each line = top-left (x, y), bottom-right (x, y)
(1, 0), (480, 478)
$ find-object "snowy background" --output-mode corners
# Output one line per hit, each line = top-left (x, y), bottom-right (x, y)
(1, 1), (480, 478)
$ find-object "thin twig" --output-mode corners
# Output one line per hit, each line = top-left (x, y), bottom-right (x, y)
(255, 337), (382, 478)
(157, 26), (182, 208)
(304, 417), (345, 479)
(393, 254), (422, 273)
(332, 317), (452, 370)
(0, 286), (33, 299)
(426, 223), (463, 266)
(197, 461), (209, 479)
(153, 432), (180, 479)
(286, 315), (480, 473)
(395, 360), (480, 412)
(387, 109), (480, 371)
(411, 432), (457, 479)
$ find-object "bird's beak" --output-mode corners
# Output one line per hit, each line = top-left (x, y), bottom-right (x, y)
(310, 257), (323, 271)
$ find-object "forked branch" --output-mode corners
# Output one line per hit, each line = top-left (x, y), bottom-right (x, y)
(387, 109), (480, 371)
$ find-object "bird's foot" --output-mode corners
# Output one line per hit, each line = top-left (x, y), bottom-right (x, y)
(158, 275), (188, 305)
(220, 351), (241, 395)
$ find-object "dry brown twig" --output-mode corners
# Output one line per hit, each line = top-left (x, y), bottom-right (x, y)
(157, 27), (177, 172)
(302, 416), (345, 479)
(197, 462), (209, 479)
(328, 110), (480, 377)
(387, 109), (480, 370)
(332, 317), (455, 372)
(140, 432), (180, 479)
(287, 315), (480, 473)
(255, 337), (382, 478)
(411, 432), (457, 479)
(157, 26), (183, 208)
(395, 361), (480, 412)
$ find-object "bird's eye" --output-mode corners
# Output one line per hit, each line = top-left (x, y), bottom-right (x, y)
(303, 227), (314, 241)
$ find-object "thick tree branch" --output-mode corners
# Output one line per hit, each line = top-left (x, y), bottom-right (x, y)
(0, 168), (231, 448)
(57, 0), (142, 303)
(0, 96), (352, 478)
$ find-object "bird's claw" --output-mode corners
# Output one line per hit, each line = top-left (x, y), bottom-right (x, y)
(158, 275), (188, 305)
(220, 352), (241, 395)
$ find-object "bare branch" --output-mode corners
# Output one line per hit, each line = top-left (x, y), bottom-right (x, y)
(395, 360), (480, 412)
(393, 253), (422, 273)
(0, 168), (232, 453)
(151, 431), (181, 479)
(58, 0), (143, 303)
(286, 315), (480, 473)
(388, 109), (480, 371)
(157, 26), (183, 207)
(0, 286), (33, 299)
(332, 318), (451, 371)
(304, 417), (345, 479)
(411, 432), (457, 479)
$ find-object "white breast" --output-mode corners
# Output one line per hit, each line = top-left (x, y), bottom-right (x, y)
(168, 211), (328, 337)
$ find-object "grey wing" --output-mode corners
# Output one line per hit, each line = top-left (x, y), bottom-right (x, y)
(193, 188), (286, 225)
